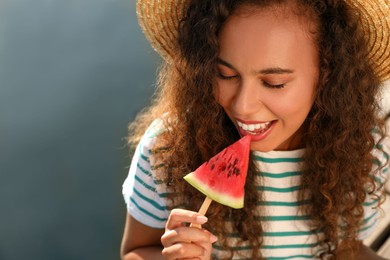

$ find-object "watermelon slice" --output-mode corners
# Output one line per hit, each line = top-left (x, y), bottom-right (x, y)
(184, 135), (251, 209)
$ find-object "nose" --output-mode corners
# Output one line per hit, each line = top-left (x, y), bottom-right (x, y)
(232, 78), (261, 116)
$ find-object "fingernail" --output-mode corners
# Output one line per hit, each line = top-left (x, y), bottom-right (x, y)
(196, 215), (208, 224)
(210, 234), (218, 243)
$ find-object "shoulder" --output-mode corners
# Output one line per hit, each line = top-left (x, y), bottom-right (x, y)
(122, 118), (171, 228)
(138, 117), (167, 146)
(368, 129), (389, 189)
(371, 129), (389, 168)
(135, 117), (170, 155)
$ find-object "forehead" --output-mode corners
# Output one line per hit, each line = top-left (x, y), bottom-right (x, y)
(229, 2), (319, 41)
(234, 1), (316, 21)
(217, 4), (319, 73)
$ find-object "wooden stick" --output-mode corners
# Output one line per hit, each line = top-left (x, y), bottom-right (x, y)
(190, 196), (213, 229)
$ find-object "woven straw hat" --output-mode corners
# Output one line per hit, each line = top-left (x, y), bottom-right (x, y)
(136, 0), (390, 81)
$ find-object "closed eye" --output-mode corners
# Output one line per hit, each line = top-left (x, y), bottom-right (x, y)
(263, 81), (285, 89)
(217, 72), (239, 80)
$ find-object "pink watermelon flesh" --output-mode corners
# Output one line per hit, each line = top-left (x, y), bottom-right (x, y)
(184, 135), (251, 209)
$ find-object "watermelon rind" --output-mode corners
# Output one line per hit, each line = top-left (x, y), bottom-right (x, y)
(184, 172), (244, 209)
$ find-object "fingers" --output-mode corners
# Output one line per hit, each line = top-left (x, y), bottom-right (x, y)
(162, 240), (214, 260)
(162, 241), (205, 259)
(162, 226), (217, 245)
(161, 209), (218, 260)
(165, 209), (208, 230)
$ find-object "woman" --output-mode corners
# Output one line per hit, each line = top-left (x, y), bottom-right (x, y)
(121, 0), (390, 259)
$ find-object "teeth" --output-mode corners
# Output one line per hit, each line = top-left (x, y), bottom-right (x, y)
(237, 121), (271, 132)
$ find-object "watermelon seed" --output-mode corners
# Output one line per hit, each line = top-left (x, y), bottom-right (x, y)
(219, 163), (226, 171)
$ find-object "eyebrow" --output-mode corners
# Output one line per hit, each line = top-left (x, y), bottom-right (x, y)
(217, 58), (294, 75)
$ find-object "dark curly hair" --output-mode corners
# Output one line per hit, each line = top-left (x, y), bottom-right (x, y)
(128, 0), (387, 258)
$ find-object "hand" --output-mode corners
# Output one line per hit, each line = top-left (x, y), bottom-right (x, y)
(161, 209), (218, 260)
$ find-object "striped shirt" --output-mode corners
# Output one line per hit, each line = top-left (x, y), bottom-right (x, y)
(122, 120), (389, 259)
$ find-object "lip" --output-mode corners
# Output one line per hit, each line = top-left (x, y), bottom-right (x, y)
(236, 119), (276, 142)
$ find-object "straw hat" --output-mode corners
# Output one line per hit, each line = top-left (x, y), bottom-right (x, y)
(136, 0), (390, 81)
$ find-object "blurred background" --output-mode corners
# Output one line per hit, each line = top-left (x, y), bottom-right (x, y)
(1, 1), (389, 260)
(1, 0), (159, 259)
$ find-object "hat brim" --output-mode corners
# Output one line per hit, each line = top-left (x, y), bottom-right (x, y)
(137, 0), (390, 81)
(345, 0), (390, 81)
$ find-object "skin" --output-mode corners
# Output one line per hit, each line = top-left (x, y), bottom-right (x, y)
(121, 211), (216, 260)
(121, 5), (387, 260)
(214, 5), (319, 152)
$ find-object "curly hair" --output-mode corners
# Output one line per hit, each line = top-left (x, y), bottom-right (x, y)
(128, 0), (387, 258)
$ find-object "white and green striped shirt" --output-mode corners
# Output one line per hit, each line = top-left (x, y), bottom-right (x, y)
(122, 121), (389, 259)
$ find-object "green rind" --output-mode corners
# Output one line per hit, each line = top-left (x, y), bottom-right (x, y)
(184, 172), (243, 209)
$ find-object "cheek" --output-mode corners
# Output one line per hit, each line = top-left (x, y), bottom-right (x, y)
(269, 88), (315, 120)
(213, 83), (234, 107)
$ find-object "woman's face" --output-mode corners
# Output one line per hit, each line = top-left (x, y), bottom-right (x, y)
(215, 6), (319, 152)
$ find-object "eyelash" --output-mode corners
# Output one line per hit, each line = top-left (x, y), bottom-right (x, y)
(217, 73), (238, 80)
(263, 81), (285, 89)
(217, 73), (285, 89)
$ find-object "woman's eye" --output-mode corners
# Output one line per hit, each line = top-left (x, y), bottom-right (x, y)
(263, 81), (285, 89)
(217, 72), (238, 80)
